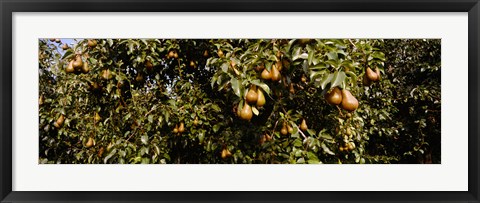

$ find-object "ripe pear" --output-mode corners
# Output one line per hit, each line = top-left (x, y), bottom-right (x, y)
(178, 122), (185, 133)
(300, 119), (308, 131)
(341, 89), (359, 111)
(281, 123), (288, 135)
(366, 67), (378, 81)
(168, 50), (175, 58)
(173, 125), (179, 133)
(53, 114), (65, 128)
(146, 61), (153, 71)
(135, 73), (144, 82)
(221, 148), (231, 159)
(94, 112), (101, 123)
(193, 117), (199, 126)
(289, 83), (295, 94)
(256, 88), (266, 107)
(39, 95), (44, 106)
(246, 86), (258, 104)
(102, 69), (112, 80)
(173, 52), (179, 59)
(287, 125), (294, 134)
(301, 75), (307, 83)
(240, 102), (253, 121)
(189, 61), (196, 68)
(66, 60), (75, 73)
(81, 61), (90, 73)
(203, 50), (209, 57)
(271, 64), (281, 81)
(375, 68), (381, 81)
(217, 49), (224, 58)
(97, 147), (105, 157)
(87, 39), (97, 47)
(261, 68), (272, 80)
(363, 75), (372, 86)
(72, 55), (83, 71)
(85, 137), (94, 148)
(55, 38), (61, 43)
(325, 87), (342, 105)
(61, 43), (69, 50)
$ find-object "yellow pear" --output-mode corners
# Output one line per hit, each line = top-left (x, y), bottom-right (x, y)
(94, 112), (101, 123)
(271, 64), (281, 81)
(85, 137), (94, 148)
(66, 60), (75, 73)
(102, 69), (112, 80)
(300, 119), (308, 131)
(240, 102), (253, 121)
(178, 122), (185, 133)
(81, 61), (90, 73)
(375, 68), (381, 81)
(366, 67), (378, 81)
(72, 55), (83, 71)
(217, 49), (224, 58)
(341, 89), (359, 111)
(281, 123), (288, 135)
(53, 114), (65, 128)
(287, 125), (294, 134)
(325, 87), (342, 105)
(246, 86), (258, 104)
(87, 39), (97, 47)
(256, 88), (266, 107)
(261, 68), (272, 80)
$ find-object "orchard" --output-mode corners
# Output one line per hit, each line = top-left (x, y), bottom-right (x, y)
(39, 38), (440, 164)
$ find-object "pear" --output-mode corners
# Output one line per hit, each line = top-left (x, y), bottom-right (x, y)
(72, 55), (83, 71)
(341, 89), (359, 111)
(168, 50), (175, 58)
(256, 88), (266, 107)
(39, 95), (44, 106)
(193, 117), (199, 126)
(81, 61), (90, 73)
(85, 137), (94, 148)
(363, 75), (372, 86)
(189, 61), (196, 68)
(276, 60), (283, 72)
(53, 114), (65, 128)
(261, 68), (272, 80)
(375, 68), (381, 81)
(146, 61), (153, 71)
(55, 38), (61, 43)
(301, 75), (307, 83)
(366, 67), (378, 81)
(61, 43), (69, 50)
(221, 148), (231, 159)
(240, 102), (253, 121)
(287, 125), (294, 134)
(135, 73), (144, 82)
(102, 69), (112, 80)
(203, 50), (209, 57)
(178, 122), (185, 133)
(271, 64), (281, 81)
(280, 123), (288, 136)
(246, 86), (258, 104)
(97, 147), (105, 157)
(173, 124), (179, 133)
(87, 39), (97, 47)
(289, 83), (295, 94)
(300, 119), (308, 131)
(173, 52), (179, 59)
(217, 49), (224, 58)
(94, 112), (101, 123)
(325, 87), (342, 105)
(66, 60), (75, 73)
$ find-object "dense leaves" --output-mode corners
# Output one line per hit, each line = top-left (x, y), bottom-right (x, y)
(39, 38), (440, 164)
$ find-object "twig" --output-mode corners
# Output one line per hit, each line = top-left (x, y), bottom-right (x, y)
(298, 129), (307, 139)
(348, 39), (357, 49)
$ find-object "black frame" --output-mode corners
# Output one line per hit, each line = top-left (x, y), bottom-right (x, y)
(1, 0), (479, 202)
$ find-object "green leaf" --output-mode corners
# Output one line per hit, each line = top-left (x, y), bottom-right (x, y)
(330, 71), (346, 88)
(104, 148), (117, 164)
(141, 135), (149, 145)
(250, 80), (271, 95)
(230, 78), (241, 98)
(213, 124), (221, 133)
(148, 115), (153, 123)
(319, 73), (334, 90)
(321, 143), (335, 155)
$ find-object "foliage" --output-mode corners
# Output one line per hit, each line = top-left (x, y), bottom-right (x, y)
(39, 38), (440, 164)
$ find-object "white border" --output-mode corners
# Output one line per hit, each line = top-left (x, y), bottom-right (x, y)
(13, 13), (468, 191)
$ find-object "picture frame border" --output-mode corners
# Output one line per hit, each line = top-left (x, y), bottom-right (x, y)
(1, 0), (479, 202)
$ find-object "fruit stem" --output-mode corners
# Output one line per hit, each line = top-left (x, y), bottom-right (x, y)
(336, 105), (344, 117)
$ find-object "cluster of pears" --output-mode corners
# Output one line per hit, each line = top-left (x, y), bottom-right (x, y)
(260, 64), (282, 82)
(49, 38), (61, 43)
(363, 67), (381, 86)
(259, 133), (273, 145)
(221, 147), (232, 159)
(339, 141), (355, 152)
(66, 55), (89, 74)
(238, 85), (266, 121)
(101, 69), (113, 80)
(324, 87), (359, 112)
(172, 122), (185, 134)
(167, 50), (179, 59)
